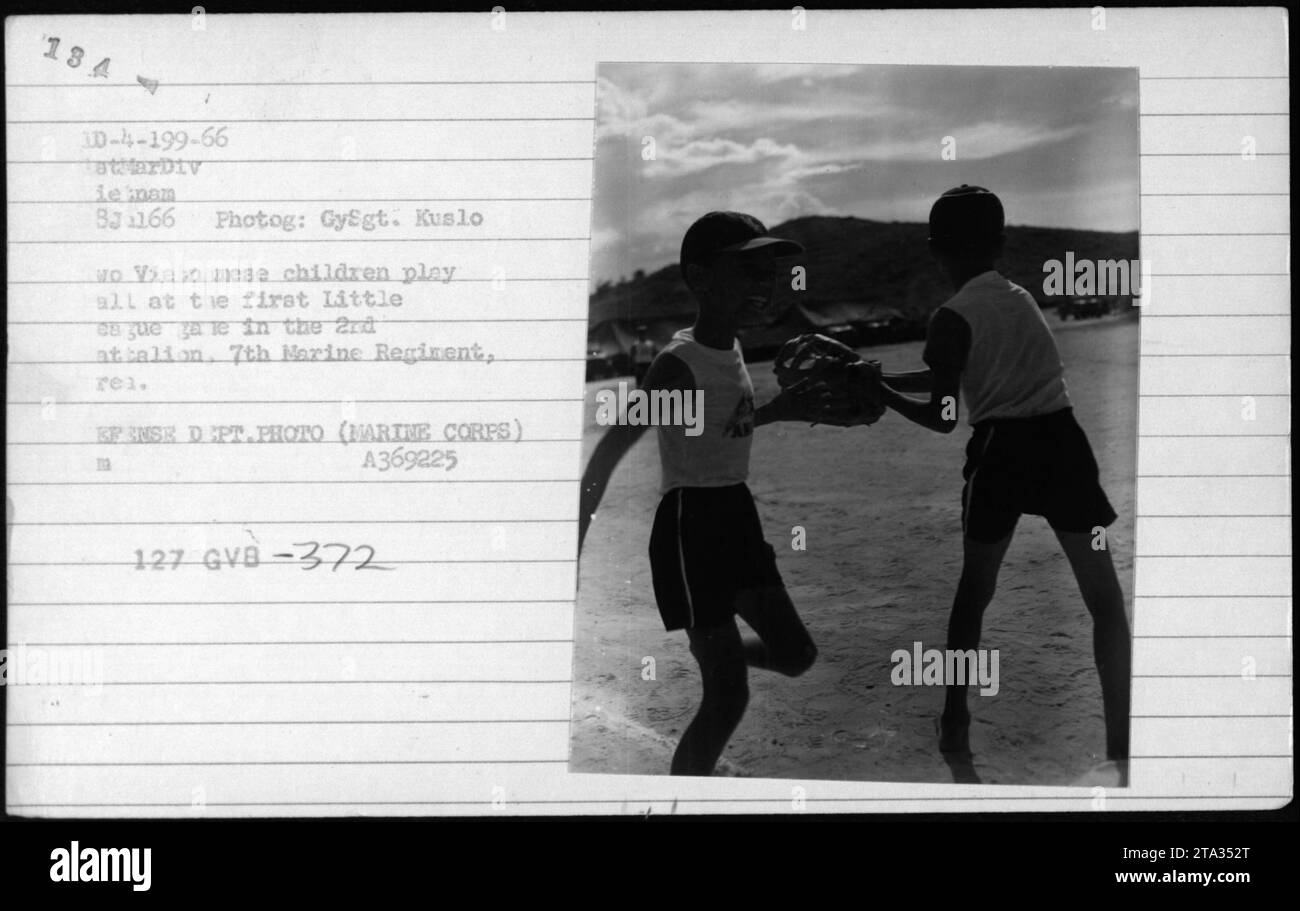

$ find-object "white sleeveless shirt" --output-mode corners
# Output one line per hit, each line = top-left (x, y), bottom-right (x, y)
(655, 328), (755, 494)
(942, 271), (1072, 425)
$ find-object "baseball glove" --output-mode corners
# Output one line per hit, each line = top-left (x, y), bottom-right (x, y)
(773, 333), (886, 426)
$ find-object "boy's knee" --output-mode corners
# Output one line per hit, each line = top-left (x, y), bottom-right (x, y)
(777, 641), (817, 677)
(705, 679), (749, 725)
(792, 641), (818, 676)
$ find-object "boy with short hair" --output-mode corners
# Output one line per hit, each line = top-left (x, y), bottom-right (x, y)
(643, 211), (821, 776)
(850, 185), (1131, 766)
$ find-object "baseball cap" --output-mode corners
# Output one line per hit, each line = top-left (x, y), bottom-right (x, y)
(679, 211), (803, 279)
(928, 185), (1005, 252)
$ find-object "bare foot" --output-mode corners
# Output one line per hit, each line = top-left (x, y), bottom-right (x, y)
(937, 713), (971, 754)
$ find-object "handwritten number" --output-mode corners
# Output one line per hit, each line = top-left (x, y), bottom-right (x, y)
(292, 541), (322, 571)
(321, 542), (351, 571)
(42, 38), (107, 77)
(289, 541), (387, 570)
(354, 545), (387, 571)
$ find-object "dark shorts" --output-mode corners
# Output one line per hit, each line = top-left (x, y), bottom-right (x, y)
(648, 484), (784, 631)
(961, 407), (1117, 543)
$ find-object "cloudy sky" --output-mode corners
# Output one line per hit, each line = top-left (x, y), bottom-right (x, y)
(591, 63), (1139, 287)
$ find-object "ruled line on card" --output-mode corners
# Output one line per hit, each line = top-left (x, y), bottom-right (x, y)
(11, 197), (593, 204)
(10, 277), (591, 284)
(8, 600), (574, 606)
(4, 80), (600, 87)
(9, 157), (595, 164)
(8, 117), (595, 123)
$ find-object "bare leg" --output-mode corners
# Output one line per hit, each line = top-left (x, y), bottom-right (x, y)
(734, 585), (818, 677)
(671, 621), (749, 776)
(1054, 530), (1132, 761)
(940, 532), (1015, 753)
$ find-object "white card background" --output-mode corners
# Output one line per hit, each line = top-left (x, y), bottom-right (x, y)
(4, 9), (1291, 815)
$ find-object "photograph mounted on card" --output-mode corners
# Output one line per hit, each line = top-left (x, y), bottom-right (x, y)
(572, 61), (1141, 787)
(3, 9), (1289, 819)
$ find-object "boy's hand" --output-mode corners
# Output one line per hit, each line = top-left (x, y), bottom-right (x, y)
(774, 333), (860, 393)
(756, 388), (825, 426)
(798, 361), (886, 426)
(772, 334), (885, 426)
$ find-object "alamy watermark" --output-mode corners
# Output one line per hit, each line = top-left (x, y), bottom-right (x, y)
(50, 842), (151, 892)
(594, 381), (703, 436)
(890, 641), (1000, 696)
(1, 644), (104, 690)
(1042, 253), (1147, 298)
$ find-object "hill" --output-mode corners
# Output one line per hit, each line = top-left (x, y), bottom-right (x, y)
(588, 215), (1138, 361)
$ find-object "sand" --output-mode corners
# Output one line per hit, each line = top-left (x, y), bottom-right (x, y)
(570, 311), (1139, 785)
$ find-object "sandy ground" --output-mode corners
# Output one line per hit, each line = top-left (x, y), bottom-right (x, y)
(570, 312), (1138, 785)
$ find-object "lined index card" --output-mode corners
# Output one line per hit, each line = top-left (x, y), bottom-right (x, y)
(6, 13), (590, 814)
(4, 9), (1291, 816)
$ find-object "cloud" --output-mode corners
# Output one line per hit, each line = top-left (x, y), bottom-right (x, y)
(747, 63), (869, 83)
(590, 63), (1140, 285)
(838, 121), (1091, 163)
(643, 135), (805, 178)
(757, 187), (843, 223)
(594, 75), (648, 135)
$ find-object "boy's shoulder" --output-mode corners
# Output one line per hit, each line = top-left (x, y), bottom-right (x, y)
(659, 327), (693, 353)
(644, 345), (695, 392)
(660, 329), (744, 366)
(655, 331), (694, 369)
(945, 271), (1034, 314)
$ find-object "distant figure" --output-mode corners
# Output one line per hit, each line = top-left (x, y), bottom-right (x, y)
(630, 331), (657, 387)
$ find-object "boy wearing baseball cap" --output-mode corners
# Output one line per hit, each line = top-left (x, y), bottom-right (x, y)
(642, 211), (820, 776)
(857, 186), (1131, 768)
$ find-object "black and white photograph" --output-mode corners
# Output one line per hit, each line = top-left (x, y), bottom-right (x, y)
(2, 8), (1291, 872)
(572, 62), (1142, 785)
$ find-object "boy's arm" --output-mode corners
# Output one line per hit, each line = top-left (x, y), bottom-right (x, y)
(641, 350), (693, 395)
(580, 351), (691, 552)
(594, 351), (692, 446)
(875, 307), (969, 434)
(756, 336), (872, 427)
(880, 368), (934, 394)
(878, 369), (960, 433)
(754, 388), (819, 427)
